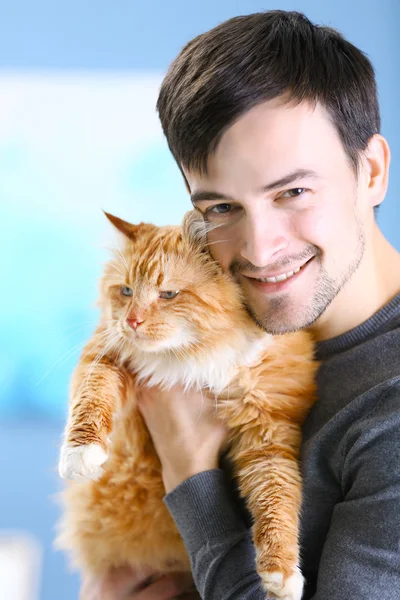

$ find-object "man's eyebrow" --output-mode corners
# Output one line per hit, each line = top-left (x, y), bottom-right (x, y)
(190, 190), (232, 204)
(261, 169), (320, 192)
(190, 169), (320, 204)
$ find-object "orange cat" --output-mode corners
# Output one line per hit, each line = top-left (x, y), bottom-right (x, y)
(56, 210), (318, 600)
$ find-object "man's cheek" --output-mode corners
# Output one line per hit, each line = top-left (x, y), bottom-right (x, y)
(208, 240), (232, 270)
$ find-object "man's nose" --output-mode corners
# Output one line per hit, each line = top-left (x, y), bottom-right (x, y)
(240, 212), (289, 268)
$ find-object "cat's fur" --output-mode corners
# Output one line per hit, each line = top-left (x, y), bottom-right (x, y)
(56, 210), (318, 600)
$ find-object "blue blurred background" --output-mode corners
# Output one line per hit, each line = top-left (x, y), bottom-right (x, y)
(0, 1), (399, 598)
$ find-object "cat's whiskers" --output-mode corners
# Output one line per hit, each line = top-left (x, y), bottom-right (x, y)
(188, 338), (214, 358)
(91, 326), (121, 353)
(53, 323), (98, 351)
(54, 319), (119, 350)
(190, 216), (223, 240)
(170, 345), (190, 367)
(114, 248), (129, 272)
(168, 342), (215, 395)
(203, 220), (224, 233)
(114, 336), (127, 364)
(188, 215), (231, 247)
(191, 338), (213, 352)
(52, 320), (99, 336)
(110, 260), (128, 279)
(206, 238), (232, 247)
(167, 345), (203, 393)
(91, 327), (119, 346)
(170, 346), (196, 377)
(159, 238), (166, 275)
(179, 341), (208, 364)
(36, 340), (88, 386)
(188, 344), (209, 362)
(37, 321), (121, 387)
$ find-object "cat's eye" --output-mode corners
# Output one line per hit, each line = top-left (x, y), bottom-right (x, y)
(159, 290), (180, 300)
(121, 286), (133, 297)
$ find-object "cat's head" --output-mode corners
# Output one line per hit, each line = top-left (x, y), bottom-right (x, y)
(99, 210), (253, 357)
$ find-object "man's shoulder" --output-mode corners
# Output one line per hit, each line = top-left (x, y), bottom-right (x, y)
(313, 317), (400, 424)
(343, 375), (400, 442)
(338, 376), (400, 493)
(303, 312), (400, 463)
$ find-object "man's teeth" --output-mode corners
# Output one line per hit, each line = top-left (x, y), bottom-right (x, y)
(256, 266), (302, 283)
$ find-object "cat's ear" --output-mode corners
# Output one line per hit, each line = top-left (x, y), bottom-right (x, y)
(181, 209), (207, 248)
(103, 211), (140, 241)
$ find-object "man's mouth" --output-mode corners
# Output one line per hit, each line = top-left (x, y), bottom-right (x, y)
(247, 257), (313, 282)
(253, 265), (302, 283)
(243, 257), (314, 292)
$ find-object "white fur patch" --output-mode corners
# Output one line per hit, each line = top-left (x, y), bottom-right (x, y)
(58, 443), (108, 481)
(125, 330), (273, 395)
(260, 567), (304, 600)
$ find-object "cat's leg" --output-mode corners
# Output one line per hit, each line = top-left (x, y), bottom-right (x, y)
(59, 356), (126, 481)
(232, 425), (304, 600)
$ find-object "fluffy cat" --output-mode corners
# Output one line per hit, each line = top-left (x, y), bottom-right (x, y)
(56, 210), (318, 600)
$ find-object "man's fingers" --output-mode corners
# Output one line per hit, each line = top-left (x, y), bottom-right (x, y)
(132, 572), (195, 600)
(80, 565), (157, 599)
(107, 565), (156, 593)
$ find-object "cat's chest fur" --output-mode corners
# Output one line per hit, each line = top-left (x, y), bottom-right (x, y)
(121, 331), (273, 395)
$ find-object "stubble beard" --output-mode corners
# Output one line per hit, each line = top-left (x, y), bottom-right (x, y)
(241, 230), (366, 336)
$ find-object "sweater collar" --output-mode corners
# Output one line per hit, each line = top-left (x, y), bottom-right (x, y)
(315, 293), (400, 360)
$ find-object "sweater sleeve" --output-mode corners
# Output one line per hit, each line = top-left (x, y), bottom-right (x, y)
(310, 386), (400, 600)
(164, 469), (267, 600)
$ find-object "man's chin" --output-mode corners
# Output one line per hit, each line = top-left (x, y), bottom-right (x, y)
(243, 300), (322, 335)
(247, 311), (303, 335)
(240, 258), (343, 335)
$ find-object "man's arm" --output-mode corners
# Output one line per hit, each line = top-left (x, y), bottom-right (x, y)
(164, 469), (267, 600)
(309, 386), (400, 599)
(139, 382), (400, 599)
(164, 385), (400, 600)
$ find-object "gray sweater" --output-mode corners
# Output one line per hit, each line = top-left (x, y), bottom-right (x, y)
(164, 293), (400, 599)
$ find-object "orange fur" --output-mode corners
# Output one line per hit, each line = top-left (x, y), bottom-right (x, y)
(56, 211), (318, 597)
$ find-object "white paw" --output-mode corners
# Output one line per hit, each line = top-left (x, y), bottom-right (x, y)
(260, 567), (304, 600)
(58, 443), (108, 481)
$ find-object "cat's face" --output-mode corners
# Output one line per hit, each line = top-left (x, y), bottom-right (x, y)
(100, 211), (244, 354)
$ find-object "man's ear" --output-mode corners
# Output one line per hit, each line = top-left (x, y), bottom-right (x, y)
(103, 211), (141, 241)
(363, 134), (391, 208)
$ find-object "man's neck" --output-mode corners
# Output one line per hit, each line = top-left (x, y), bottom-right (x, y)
(311, 227), (400, 342)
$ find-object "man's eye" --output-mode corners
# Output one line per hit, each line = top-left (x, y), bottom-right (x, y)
(280, 188), (307, 198)
(207, 204), (233, 214)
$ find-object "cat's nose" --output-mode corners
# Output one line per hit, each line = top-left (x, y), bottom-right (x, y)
(127, 318), (144, 330)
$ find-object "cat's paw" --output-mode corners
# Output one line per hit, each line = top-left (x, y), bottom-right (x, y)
(259, 567), (304, 600)
(58, 442), (108, 481)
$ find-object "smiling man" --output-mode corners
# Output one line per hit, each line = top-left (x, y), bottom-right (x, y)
(82, 10), (400, 600)
(185, 97), (375, 340)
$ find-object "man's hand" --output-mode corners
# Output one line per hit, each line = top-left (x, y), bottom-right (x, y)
(137, 384), (228, 493)
(79, 566), (199, 599)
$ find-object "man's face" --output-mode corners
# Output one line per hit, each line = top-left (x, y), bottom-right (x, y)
(185, 98), (371, 335)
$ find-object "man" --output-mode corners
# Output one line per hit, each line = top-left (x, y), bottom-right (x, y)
(82, 10), (400, 599)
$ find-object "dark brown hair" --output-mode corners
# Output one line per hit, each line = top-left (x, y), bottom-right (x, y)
(157, 10), (380, 175)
